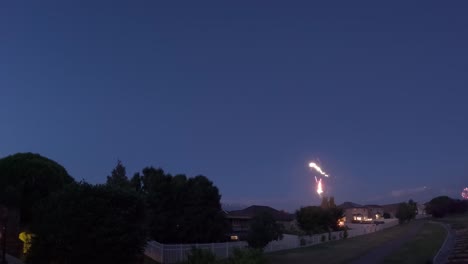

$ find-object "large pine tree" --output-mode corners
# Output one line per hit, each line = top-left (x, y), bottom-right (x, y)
(106, 160), (130, 189)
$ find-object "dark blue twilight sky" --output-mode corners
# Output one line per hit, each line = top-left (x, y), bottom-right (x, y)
(1, 1), (467, 211)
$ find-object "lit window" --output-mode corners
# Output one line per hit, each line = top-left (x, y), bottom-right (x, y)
(230, 235), (238, 241)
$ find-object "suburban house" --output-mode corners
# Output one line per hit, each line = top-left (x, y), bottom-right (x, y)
(224, 205), (295, 240)
(338, 202), (384, 223)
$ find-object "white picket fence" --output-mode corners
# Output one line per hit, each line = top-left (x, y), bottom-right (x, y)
(145, 219), (399, 263)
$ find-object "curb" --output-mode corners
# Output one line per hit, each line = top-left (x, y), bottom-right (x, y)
(431, 221), (451, 264)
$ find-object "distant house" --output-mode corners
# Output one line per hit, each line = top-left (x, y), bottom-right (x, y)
(224, 205), (295, 240)
(338, 202), (384, 223)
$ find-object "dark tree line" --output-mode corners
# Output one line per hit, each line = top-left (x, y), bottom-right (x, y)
(426, 196), (468, 218)
(28, 183), (147, 264)
(0, 154), (228, 264)
(133, 167), (227, 243)
(106, 162), (227, 243)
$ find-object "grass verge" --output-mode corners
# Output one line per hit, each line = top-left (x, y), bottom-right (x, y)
(382, 222), (446, 264)
(267, 221), (422, 264)
(433, 213), (468, 230)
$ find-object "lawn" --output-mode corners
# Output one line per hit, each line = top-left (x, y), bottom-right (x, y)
(382, 222), (447, 264)
(433, 213), (468, 230)
(143, 256), (160, 264)
(267, 221), (422, 264)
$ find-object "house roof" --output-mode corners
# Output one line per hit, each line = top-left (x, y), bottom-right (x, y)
(364, 204), (383, 208)
(226, 205), (295, 222)
(338, 202), (363, 209)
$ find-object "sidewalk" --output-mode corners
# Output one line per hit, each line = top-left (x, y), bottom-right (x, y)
(432, 222), (455, 264)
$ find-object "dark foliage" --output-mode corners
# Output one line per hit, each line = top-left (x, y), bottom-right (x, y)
(426, 196), (468, 218)
(106, 160), (131, 189)
(228, 248), (266, 264)
(0, 153), (74, 225)
(184, 248), (217, 264)
(396, 200), (417, 224)
(246, 212), (283, 249)
(135, 167), (227, 243)
(296, 205), (343, 235)
(383, 212), (391, 219)
(27, 183), (147, 264)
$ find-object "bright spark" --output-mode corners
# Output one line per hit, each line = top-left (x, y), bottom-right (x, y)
(315, 176), (323, 196)
(309, 162), (329, 177)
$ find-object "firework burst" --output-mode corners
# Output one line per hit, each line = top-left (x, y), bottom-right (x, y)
(309, 162), (329, 196)
(462, 187), (468, 200)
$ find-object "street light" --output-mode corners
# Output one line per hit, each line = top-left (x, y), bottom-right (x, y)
(0, 206), (8, 264)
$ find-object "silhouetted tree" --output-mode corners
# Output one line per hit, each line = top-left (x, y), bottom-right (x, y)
(328, 207), (344, 231)
(296, 205), (343, 234)
(130, 172), (142, 192)
(396, 200), (417, 224)
(296, 206), (329, 234)
(0, 153), (74, 225)
(141, 167), (227, 243)
(320, 196), (329, 209)
(426, 196), (467, 218)
(106, 160), (130, 189)
(27, 183), (147, 264)
(246, 212), (283, 249)
(408, 199), (417, 219)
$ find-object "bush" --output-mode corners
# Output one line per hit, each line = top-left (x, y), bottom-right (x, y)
(228, 248), (265, 264)
(343, 228), (348, 239)
(27, 183), (147, 264)
(246, 212), (283, 249)
(383, 212), (391, 219)
(185, 248), (217, 264)
(299, 237), (306, 246)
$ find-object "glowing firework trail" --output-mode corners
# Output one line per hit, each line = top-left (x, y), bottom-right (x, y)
(462, 187), (468, 200)
(309, 162), (329, 177)
(315, 176), (324, 195)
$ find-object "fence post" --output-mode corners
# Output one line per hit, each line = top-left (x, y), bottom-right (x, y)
(160, 243), (164, 264)
(180, 244), (183, 262)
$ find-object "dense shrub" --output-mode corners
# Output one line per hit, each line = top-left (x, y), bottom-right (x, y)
(299, 237), (306, 246)
(246, 212), (283, 249)
(426, 196), (468, 218)
(228, 248), (266, 264)
(184, 248), (217, 264)
(27, 183), (147, 264)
